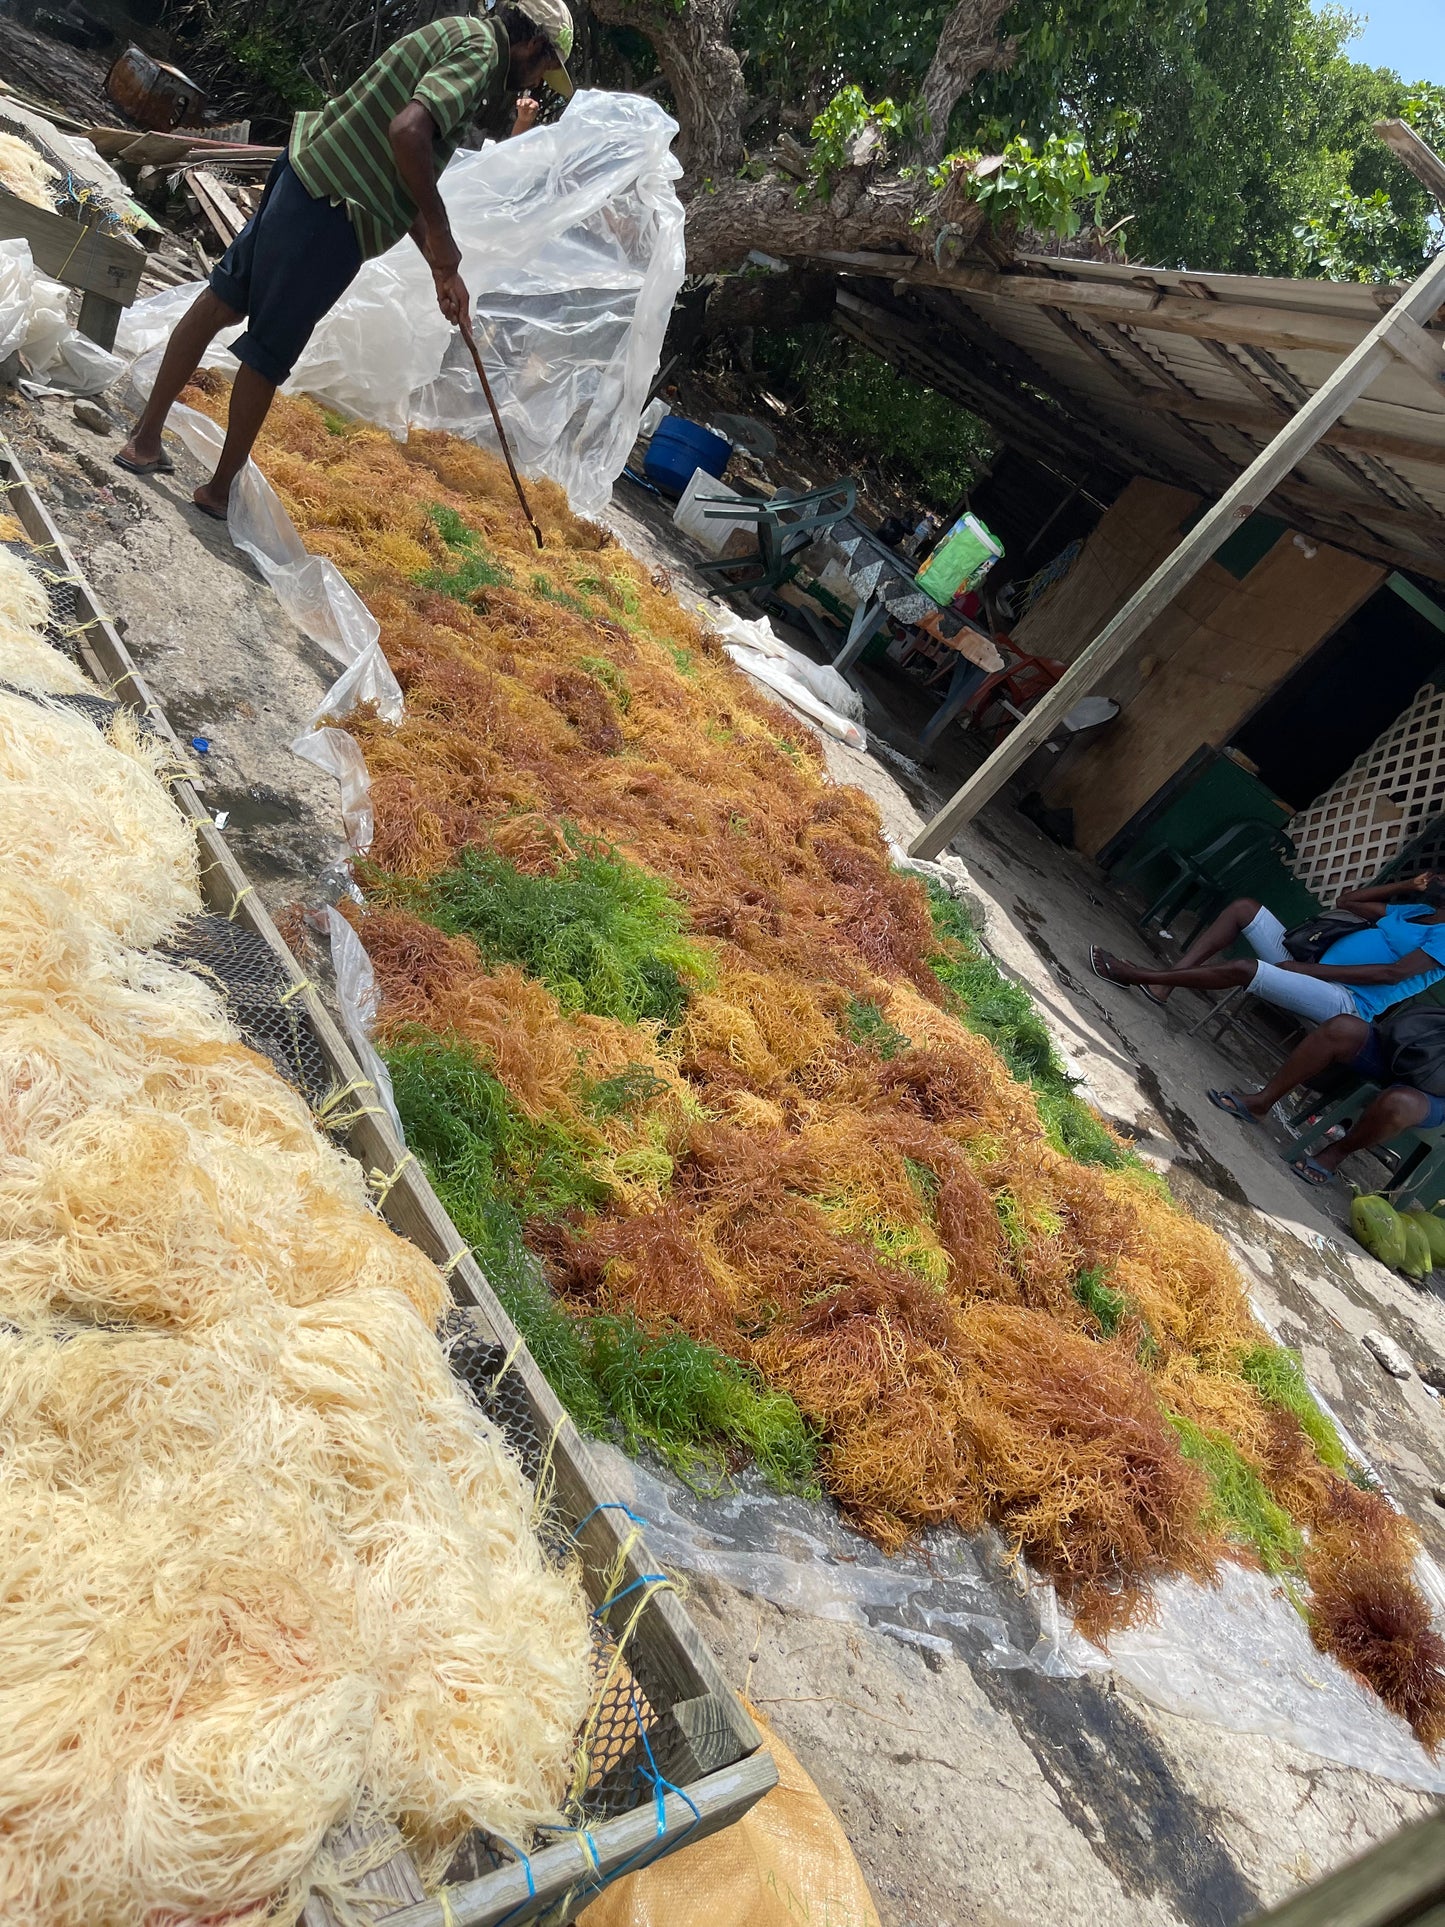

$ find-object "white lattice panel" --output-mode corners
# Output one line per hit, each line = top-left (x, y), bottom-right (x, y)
(1288, 681), (1445, 900)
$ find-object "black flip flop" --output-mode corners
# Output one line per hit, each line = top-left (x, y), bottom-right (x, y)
(1289, 1156), (1336, 1188)
(113, 450), (174, 476)
(191, 496), (228, 523)
(1207, 1089), (1261, 1124)
(1090, 944), (1124, 984)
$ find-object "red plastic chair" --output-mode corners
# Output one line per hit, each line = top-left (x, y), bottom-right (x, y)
(960, 646), (1067, 748)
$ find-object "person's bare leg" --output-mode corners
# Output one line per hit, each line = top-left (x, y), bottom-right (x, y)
(1218, 1015), (1369, 1120)
(1092, 949), (1257, 995)
(118, 288), (241, 468)
(1148, 897), (1263, 1005)
(1312, 1085), (1430, 1173)
(192, 363), (277, 518)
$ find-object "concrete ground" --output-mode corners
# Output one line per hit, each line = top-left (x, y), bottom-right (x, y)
(5, 393), (1442, 1926)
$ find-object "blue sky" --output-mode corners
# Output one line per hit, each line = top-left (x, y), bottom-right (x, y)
(1323, 0), (1445, 83)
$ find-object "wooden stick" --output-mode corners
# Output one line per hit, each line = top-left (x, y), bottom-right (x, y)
(906, 181), (1445, 861)
(457, 313), (544, 549)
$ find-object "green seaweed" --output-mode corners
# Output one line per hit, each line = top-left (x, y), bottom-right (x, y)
(405, 837), (714, 1027)
(926, 882), (1134, 1173)
(1169, 1413), (1305, 1577)
(1241, 1343), (1349, 1473)
(1073, 1265), (1128, 1339)
(844, 995), (911, 1060)
(585, 1316), (820, 1495)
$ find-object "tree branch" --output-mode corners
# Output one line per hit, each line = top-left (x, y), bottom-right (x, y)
(919, 0), (1018, 164)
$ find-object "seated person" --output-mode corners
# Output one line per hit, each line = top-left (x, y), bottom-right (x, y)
(1090, 872), (1445, 1026)
(1205, 1013), (1445, 1187)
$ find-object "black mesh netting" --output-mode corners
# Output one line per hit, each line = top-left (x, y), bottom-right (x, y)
(158, 914), (334, 1109)
(444, 1316), (699, 1839)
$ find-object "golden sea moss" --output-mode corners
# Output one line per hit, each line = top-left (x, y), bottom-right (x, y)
(226, 385), (1443, 1730)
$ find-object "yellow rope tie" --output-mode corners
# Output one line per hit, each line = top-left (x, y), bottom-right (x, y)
(440, 1244), (472, 1278)
(276, 976), (314, 1008)
(489, 1334), (525, 1392)
(226, 883), (254, 922)
(367, 1151), (416, 1205)
(531, 1412), (567, 1525)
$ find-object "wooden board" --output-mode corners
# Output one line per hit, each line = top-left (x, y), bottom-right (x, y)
(0, 185), (145, 305)
(1016, 478), (1383, 853)
(0, 436), (776, 1925)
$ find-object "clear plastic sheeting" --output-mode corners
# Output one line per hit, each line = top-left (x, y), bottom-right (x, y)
(322, 905), (402, 1138)
(116, 93), (685, 517)
(591, 1443), (1445, 1793)
(292, 725), (374, 854)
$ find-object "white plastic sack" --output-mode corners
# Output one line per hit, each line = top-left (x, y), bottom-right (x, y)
(117, 92), (685, 517)
(0, 239), (33, 361)
(708, 601), (867, 744)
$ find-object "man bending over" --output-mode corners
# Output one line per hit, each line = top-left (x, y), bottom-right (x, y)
(1090, 873), (1445, 1027)
(116, 0), (573, 517)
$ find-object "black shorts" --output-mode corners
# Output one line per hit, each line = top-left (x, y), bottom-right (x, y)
(210, 156), (363, 386)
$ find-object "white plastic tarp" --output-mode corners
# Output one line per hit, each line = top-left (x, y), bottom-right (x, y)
(0, 237), (125, 392)
(116, 91), (685, 517)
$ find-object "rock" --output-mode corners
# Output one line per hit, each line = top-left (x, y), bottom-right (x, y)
(1420, 1362), (1445, 1395)
(1362, 1329), (1414, 1379)
(1433, 1485), (1445, 1509)
(72, 400), (113, 435)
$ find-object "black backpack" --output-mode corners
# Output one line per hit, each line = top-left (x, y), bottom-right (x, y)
(1376, 1008), (1445, 1097)
(1281, 910), (1369, 964)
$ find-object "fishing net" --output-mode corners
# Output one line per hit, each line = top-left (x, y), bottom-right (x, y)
(196, 384), (1445, 1742)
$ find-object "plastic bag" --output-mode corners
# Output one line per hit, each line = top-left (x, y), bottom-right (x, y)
(116, 92), (685, 517)
(292, 726), (374, 853)
(575, 1705), (880, 1927)
(322, 906), (401, 1139)
(916, 511), (1004, 606)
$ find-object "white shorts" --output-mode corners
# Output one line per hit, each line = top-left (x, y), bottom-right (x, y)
(1241, 907), (1360, 1024)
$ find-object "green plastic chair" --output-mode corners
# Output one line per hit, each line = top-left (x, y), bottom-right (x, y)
(694, 481), (858, 600)
(1127, 819), (1298, 935)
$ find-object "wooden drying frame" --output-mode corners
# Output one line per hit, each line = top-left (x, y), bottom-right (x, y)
(0, 436), (776, 1924)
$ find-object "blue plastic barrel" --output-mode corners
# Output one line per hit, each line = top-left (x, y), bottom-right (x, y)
(643, 417), (732, 496)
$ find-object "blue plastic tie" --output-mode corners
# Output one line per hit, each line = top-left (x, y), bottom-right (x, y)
(489, 1834), (537, 1927)
(594, 1573), (669, 1616)
(573, 1501), (650, 1535)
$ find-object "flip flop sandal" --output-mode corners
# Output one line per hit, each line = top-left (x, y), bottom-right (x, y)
(113, 450), (174, 476)
(191, 496), (228, 523)
(1089, 945), (1124, 984)
(1290, 1156), (1336, 1188)
(1207, 1090), (1261, 1123)
(1141, 985), (1170, 1007)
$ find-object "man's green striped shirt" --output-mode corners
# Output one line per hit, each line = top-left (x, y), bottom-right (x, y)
(289, 17), (507, 261)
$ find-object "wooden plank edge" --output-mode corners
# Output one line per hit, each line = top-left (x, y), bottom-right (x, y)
(381, 1754), (779, 1927)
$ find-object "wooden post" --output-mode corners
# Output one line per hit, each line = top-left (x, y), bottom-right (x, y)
(906, 138), (1445, 862)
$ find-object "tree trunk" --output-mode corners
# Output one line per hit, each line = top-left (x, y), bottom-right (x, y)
(588, 0), (747, 176)
(919, 0), (1018, 163)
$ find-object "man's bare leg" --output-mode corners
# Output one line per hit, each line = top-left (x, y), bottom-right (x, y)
(1148, 896), (1263, 1006)
(1310, 1085), (1431, 1173)
(192, 364), (277, 519)
(117, 288), (241, 469)
(1092, 948), (1257, 997)
(1210, 1014), (1369, 1121)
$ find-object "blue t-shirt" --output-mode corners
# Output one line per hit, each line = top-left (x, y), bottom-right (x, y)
(1348, 904), (1445, 1020)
